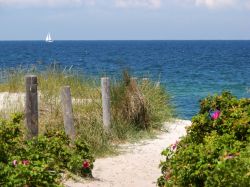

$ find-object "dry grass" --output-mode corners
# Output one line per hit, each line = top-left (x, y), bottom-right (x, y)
(110, 71), (173, 141)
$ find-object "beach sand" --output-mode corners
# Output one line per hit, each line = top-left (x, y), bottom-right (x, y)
(0, 92), (96, 113)
(0, 92), (25, 114)
(64, 119), (191, 187)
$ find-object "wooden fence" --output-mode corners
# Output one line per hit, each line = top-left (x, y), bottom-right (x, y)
(25, 75), (111, 141)
(24, 75), (160, 140)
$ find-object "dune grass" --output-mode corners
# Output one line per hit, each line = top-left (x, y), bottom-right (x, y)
(0, 67), (173, 157)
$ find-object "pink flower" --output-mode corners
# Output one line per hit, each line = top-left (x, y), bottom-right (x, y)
(170, 141), (179, 151)
(165, 173), (171, 180)
(225, 155), (235, 159)
(210, 110), (220, 120)
(224, 153), (239, 160)
(82, 160), (90, 169)
(22, 160), (30, 165)
(12, 160), (18, 167)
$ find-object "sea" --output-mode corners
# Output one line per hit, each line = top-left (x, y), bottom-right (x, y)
(0, 40), (249, 119)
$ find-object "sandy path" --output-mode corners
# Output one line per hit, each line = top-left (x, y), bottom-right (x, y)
(0, 92), (96, 113)
(64, 120), (191, 187)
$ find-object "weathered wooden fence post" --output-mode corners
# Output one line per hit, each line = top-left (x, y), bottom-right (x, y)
(101, 77), (111, 130)
(25, 75), (38, 139)
(61, 86), (76, 141)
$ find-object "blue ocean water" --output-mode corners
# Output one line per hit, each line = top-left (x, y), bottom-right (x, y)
(0, 40), (249, 119)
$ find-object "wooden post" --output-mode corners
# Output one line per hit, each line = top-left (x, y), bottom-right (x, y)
(101, 77), (111, 130)
(61, 86), (76, 141)
(25, 75), (38, 139)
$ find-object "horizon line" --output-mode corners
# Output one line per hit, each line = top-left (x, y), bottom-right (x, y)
(0, 39), (250, 41)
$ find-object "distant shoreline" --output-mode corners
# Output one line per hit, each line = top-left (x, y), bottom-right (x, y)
(0, 39), (250, 42)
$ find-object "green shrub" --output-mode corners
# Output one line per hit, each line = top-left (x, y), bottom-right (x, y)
(158, 92), (250, 187)
(205, 143), (250, 187)
(0, 114), (94, 187)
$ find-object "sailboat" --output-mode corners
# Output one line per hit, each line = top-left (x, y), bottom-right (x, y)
(45, 33), (53, 43)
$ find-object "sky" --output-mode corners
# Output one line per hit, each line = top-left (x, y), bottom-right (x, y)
(0, 0), (250, 40)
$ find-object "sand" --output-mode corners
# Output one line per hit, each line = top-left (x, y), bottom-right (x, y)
(64, 119), (191, 187)
(0, 92), (25, 113)
(0, 92), (96, 113)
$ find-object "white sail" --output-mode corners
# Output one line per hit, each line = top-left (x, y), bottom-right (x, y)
(45, 33), (53, 42)
(48, 33), (51, 41)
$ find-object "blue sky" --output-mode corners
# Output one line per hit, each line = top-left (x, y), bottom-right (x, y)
(0, 0), (250, 40)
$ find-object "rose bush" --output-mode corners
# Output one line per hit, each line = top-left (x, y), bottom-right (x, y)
(0, 113), (94, 187)
(158, 92), (250, 187)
